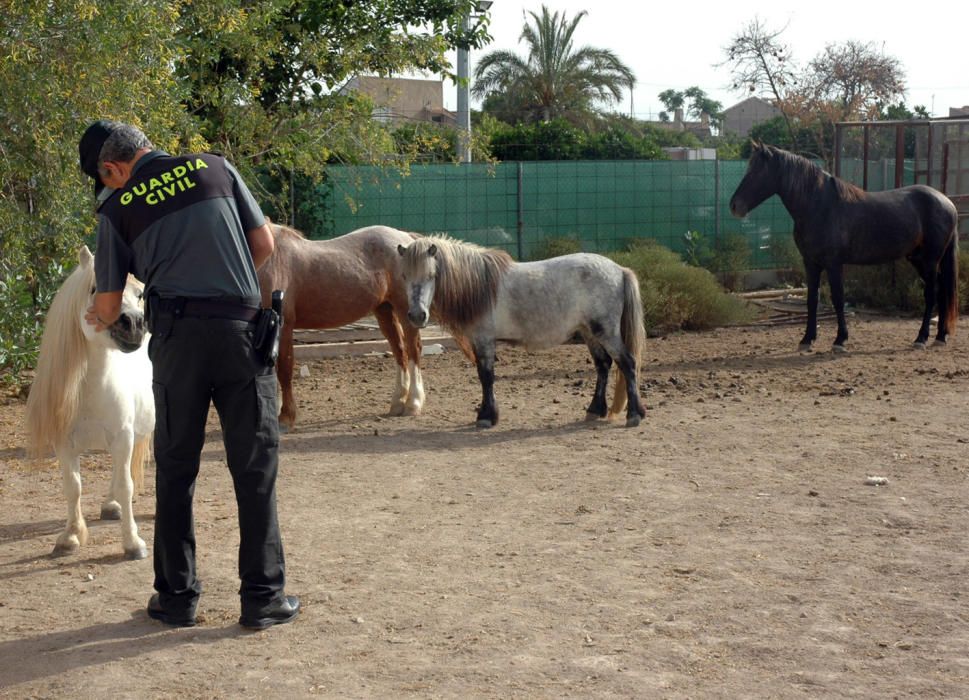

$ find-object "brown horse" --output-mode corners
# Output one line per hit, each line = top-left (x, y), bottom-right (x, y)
(258, 224), (424, 430)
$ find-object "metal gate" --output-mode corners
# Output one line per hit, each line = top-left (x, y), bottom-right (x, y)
(834, 118), (969, 239)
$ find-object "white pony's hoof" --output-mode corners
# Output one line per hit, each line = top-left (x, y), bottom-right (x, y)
(52, 538), (80, 557)
(124, 544), (149, 560)
(402, 404), (422, 417)
(912, 341), (927, 350)
(101, 502), (122, 520)
(832, 344), (848, 353)
(388, 402), (405, 416)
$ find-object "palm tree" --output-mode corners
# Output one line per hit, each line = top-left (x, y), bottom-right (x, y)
(472, 6), (635, 125)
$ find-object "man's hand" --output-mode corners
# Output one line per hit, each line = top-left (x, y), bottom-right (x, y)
(87, 290), (123, 331)
(85, 305), (109, 332)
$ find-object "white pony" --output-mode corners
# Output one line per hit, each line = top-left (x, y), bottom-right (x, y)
(25, 246), (154, 559)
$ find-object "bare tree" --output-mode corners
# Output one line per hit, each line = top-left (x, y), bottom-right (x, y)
(720, 17), (799, 142)
(805, 40), (906, 119)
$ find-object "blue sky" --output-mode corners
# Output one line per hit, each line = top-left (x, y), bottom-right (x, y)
(441, 0), (968, 119)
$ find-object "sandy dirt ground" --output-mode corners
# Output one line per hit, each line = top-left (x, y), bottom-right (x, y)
(1, 315), (968, 699)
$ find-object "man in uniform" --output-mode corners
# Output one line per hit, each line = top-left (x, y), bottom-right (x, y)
(79, 120), (299, 630)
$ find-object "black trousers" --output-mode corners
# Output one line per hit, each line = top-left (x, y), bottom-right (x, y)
(148, 315), (284, 615)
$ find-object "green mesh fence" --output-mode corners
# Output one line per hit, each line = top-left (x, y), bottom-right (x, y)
(314, 160), (796, 270)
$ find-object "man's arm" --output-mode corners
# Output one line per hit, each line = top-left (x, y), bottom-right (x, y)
(86, 290), (123, 331)
(247, 222), (275, 270)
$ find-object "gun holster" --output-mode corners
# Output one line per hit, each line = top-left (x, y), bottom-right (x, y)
(253, 290), (284, 367)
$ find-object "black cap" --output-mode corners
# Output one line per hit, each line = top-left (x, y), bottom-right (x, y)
(79, 120), (117, 197)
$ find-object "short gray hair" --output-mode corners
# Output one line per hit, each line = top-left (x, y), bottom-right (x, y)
(97, 122), (153, 175)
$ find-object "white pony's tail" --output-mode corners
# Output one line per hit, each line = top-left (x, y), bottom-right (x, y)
(608, 267), (645, 419)
(24, 260), (90, 459)
(130, 434), (152, 493)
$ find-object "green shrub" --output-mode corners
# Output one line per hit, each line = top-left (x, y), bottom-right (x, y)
(707, 232), (752, 291)
(609, 240), (753, 332)
(842, 262), (927, 314)
(767, 233), (805, 287)
(529, 235), (583, 261)
(0, 259), (64, 386)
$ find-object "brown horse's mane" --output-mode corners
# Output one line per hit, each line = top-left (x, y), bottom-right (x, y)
(411, 235), (513, 331)
(272, 222), (307, 241)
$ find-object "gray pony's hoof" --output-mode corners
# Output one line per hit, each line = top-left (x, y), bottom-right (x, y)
(100, 503), (122, 520)
(475, 418), (495, 429)
(932, 339), (946, 348)
(625, 415), (642, 428)
(832, 344), (847, 354)
(124, 545), (149, 561)
(798, 343), (813, 353)
(912, 341), (927, 350)
(585, 412), (604, 422)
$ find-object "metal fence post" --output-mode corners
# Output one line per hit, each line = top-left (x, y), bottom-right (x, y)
(516, 161), (524, 260)
(714, 156), (721, 247)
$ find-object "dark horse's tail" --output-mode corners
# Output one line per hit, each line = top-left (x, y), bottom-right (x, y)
(608, 267), (646, 418)
(939, 233), (959, 337)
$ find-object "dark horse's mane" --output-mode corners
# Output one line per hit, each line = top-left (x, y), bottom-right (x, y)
(768, 146), (866, 210)
(418, 235), (514, 331)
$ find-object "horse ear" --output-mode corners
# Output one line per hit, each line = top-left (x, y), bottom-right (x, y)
(397, 244), (406, 257)
(78, 245), (93, 266)
(428, 244), (437, 258)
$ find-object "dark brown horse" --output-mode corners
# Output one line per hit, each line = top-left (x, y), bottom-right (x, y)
(258, 224), (423, 430)
(730, 143), (959, 351)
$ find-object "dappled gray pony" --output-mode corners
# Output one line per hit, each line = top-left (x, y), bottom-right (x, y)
(730, 142), (959, 351)
(398, 235), (646, 428)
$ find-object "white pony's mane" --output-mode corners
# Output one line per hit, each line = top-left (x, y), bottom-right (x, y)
(25, 259), (93, 458)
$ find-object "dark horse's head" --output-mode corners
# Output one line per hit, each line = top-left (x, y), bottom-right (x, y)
(729, 142), (781, 218)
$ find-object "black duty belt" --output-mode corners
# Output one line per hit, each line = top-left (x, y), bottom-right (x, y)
(181, 299), (260, 322)
(150, 296), (261, 322)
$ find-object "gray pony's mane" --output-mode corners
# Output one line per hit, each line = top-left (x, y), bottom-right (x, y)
(411, 235), (513, 331)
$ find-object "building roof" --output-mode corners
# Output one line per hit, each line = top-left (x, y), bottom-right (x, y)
(723, 96), (778, 115)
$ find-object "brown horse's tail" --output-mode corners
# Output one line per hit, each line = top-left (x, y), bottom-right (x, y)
(940, 233), (959, 337)
(608, 267), (646, 418)
(131, 434), (152, 493)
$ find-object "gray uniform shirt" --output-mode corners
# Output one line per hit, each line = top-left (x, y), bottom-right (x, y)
(95, 151), (265, 303)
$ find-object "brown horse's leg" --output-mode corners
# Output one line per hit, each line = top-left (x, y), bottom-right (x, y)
(401, 320), (424, 415)
(276, 323), (297, 431)
(374, 303), (408, 415)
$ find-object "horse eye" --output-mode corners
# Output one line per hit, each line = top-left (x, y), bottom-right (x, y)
(90, 286), (96, 294)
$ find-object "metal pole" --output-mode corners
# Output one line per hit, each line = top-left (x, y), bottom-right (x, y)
(516, 162), (524, 260)
(456, 13), (471, 163)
